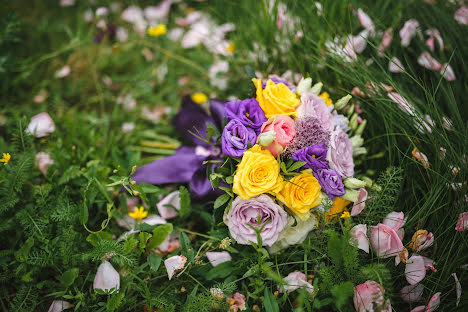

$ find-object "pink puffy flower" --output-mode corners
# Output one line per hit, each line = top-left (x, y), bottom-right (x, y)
(164, 255), (186, 280)
(400, 283), (424, 303)
(370, 223), (404, 258)
(297, 92), (333, 131)
(387, 92), (416, 116)
(400, 19), (419, 47)
(27, 112), (55, 138)
(35, 152), (54, 174)
(93, 261), (120, 293)
(440, 63), (456, 81)
(454, 7), (468, 25)
(327, 129), (355, 177)
(157, 191), (181, 219)
(417, 52), (442, 71)
(349, 224), (369, 253)
(226, 292), (246, 311)
(357, 9), (375, 36)
(351, 188), (368, 216)
(279, 271), (314, 294)
(206, 251), (232, 267)
(259, 116), (296, 157)
(455, 212), (468, 231)
(378, 27), (393, 57)
(389, 57), (405, 73)
(354, 281), (391, 312)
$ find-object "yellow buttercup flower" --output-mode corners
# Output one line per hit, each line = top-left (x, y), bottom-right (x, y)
(252, 78), (300, 118)
(232, 145), (283, 200)
(191, 92), (208, 104)
(319, 92), (333, 106)
(147, 24), (167, 37)
(226, 42), (235, 54)
(340, 211), (351, 219)
(0, 153), (11, 165)
(325, 197), (351, 223)
(129, 206), (148, 220)
(276, 169), (322, 221)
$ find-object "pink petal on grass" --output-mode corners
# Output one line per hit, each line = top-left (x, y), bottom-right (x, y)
(452, 273), (461, 307)
(426, 292), (441, 312)
(164, 255), (186, 280)
(405, 255), (426, 285)
(157, 191), (181, 219)
(389, 57), (405, 73)
(417, 52), (442, 71)
(440, 63), (456, 81)
(350, 224), (369, 253)
(357, 9), (375, 35)
(400, 284), (424, 303)
(454, 7), (468, 25)
(383, 211), (406, 231)
(351, 188), (368, 216)
(206, 251), (232, 267)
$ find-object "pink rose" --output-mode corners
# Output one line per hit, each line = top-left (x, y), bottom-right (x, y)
(259, 116), (295, 157)
(326, 129), (354, 177)
(349, 224), (369, 253)
(351, 188), (368, 216)
(417, 52), (442, 71)
(370, 223), (404, 258)
(354, 281), (391, 312)
(400, 19), (419, 47)
(455, 212), (468, 231)
(454, 6), (468, 25)
(297, 92), (333, 131)
(226, 195), (288, 247)
(27, 112), (55, 138)
(35, 152), (54, 174)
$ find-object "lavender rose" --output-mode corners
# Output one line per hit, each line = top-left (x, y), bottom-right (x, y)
(291, 143), (328, 171)
(314, 168), (345, 199)
(225, 98), (267, 133)
(226, 195), (288, 246)
(221, 119), (257, 158)
(327, 129), (355, 177)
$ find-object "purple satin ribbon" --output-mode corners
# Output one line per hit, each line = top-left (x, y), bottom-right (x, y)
(130, 96), (226, 199)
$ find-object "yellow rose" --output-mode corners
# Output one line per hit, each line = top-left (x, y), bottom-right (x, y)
(233, 145), (283, 200)
(252, 78), (300, 118)
(276, 169), (322, 221)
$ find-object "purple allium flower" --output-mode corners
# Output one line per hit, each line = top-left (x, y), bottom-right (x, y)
(226, 195), (288, 246)
(221, 119), (257, 158)
(292, 143), (328, 171)
(284, 117), (330, 158)
(225, 98), (266, 133)
(314, 168), (345, 199)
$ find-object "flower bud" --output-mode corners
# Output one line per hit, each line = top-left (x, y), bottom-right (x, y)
(344, 177), (367, 189)
(335, 94), (352, 110)
(342, 188), (360, 202)
(133, 191), (140, 197)
(347, 104), (355, 116)
(93, 260), (120, 293)
(349, 113), (358, 130)
(131, 165), (138, 175)
(310, 82), (323, 95)
(361, 177), (373, 187)
(355, 119), (367, 135)
(296, 77), (313, 96)
(130, 180), (136, 185)
(349, 135), (364, 149)
(257, 131), (276, 147)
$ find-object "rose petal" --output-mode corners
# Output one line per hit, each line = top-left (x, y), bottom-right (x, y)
(350, 224), (369, 253)
(452, 273), (461, 307)
(164, 255), (186, 280)
(406, 255), (426, 285)
(206, 251), (232, 267)
(157, 191), (181, 219)
(400, 284), (424, 303)
(383, 211), (406, 231)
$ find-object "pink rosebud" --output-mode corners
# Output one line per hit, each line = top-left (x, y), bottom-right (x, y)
(349, 224), (369, 253)
(357, 9), (375, 36)
(27, 112), (55, 138)
(387, 92), (416, 116)
(351, 188), (368, 216)
(35, 152), (54, 174)
(383, 211), (406, 231)
(206, 251), (232, 267)
(279, 271), (315, 294)
(164, 255), (186, 280)
(259, 116), (296, 157)
(378, 28), (393, 56)
(417, 52), (442, 71)
(48, 300), (73, 312)
(370, 223), (404, 258)
(354, 281), (391, 312)
(389, 57), (405, 73)
(400, 284), (424, 303)
(440, 63), (456, 81)
(454, 7), (468, 25)
(93, 261), (120, 293)
(157, 191), (181, 219)
(400, 19), (419, 47)
(455, 212), (468, 231)
(226, 292), (246, 311)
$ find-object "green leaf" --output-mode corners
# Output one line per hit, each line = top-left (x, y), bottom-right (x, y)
(106, 292), (124, 312)
(178, 186), (191, 218)
(57, 268), (79, 287)
(139, 232), (152, 252)
(280, 161), (287, 174)
(288, 161), (306, 172)
(179, 232), (194, 263)
(244, 65), (257, 79)
(206, 261), (233, 280)
(139, 183), (160, 193)
(331, 281), (354, 309)
(214, 193), (230, 209)
(58, 165), (81, 185)
(15, 237), (34, 262)
(79, 202), (89, 225)
(264, 288), (279, 312)
(147, 223), (173, 250)
(147, 253), (162, 272)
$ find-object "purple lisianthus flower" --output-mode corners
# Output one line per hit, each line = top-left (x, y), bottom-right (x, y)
(225, 98), (266, 133)
(291, 143), (328, 171)
(225, 195), (288, 246)
(261, 76), (296, 93)
(222, 119), (257, 158)
(314, 169), (345, 199)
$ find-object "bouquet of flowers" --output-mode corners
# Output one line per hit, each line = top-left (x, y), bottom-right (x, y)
(205, 74), (370, 252)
